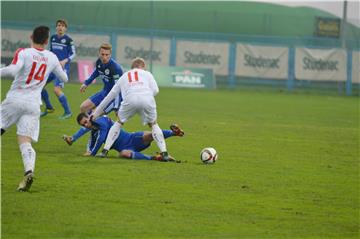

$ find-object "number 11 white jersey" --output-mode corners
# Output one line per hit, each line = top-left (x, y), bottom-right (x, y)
(0, 47), (68, 105)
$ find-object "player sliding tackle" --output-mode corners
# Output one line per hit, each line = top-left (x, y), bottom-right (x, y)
(91, 57), (173, 161)
(76, 113), (184, 162)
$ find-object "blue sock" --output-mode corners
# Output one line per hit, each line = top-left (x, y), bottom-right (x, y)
(72, 127), (90, 142)
(131, 151), (152, 160)
(41, 89), (53, 109)
(58, 93), (71, 114)
(162, 130), (173, 139)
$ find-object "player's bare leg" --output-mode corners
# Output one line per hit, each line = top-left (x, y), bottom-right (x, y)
(80, 99), (96, 113)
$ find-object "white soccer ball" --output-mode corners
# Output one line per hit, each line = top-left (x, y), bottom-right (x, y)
(200, 147), (218, 164)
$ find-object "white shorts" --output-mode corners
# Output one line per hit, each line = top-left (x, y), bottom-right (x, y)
(0, 98), (40, 142)
(118, 95), (157, 125)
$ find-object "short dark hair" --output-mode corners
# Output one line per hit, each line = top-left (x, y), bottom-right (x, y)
(77, 112), (88, 125)
(32, 26), (50, 45)
(56, 19), (68, 28)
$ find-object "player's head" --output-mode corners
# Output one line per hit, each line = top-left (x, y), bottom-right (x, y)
(131, 57), (146, 69)
(31, 26), (50, 45)
(77, 113), (93, 129)
(56, 19), (68, 35)
(99, 43), (112, 64)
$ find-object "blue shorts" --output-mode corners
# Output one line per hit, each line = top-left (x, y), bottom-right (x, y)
(47, 68), (70, 88)
(104, 94), (123, 114)
(113, 132), (151, 152)
(89, 90), (107, 107)
(131, 132), (151, 152)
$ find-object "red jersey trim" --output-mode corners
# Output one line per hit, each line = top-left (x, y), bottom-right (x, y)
(33, 47), (45, 51)
(11, 48), (24, 64)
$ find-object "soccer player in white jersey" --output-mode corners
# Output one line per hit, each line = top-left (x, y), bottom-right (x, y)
(92, 57), (171, 161)
(0, 26), (68, 192)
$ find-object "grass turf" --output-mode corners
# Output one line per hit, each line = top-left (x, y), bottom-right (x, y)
(1, 80), (359, 238)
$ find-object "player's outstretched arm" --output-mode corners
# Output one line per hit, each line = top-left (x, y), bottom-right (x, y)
(0, 64), (22, 77)
(81, 68), (100, 92)
(148, 72), (159, 96)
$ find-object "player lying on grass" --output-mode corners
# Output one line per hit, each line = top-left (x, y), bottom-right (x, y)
(62, 93), (122, 148)
(68, 113), (184, 162)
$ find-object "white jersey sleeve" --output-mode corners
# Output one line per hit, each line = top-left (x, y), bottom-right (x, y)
(52, 60), (68, 83)
(147, 71), (159, 96)
(2, 47), (68, 105)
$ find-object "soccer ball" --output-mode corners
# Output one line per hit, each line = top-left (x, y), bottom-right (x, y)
(200, 147), (218, 164)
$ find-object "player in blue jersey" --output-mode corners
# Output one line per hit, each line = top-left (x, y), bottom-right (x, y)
(76, 113), (184, 161)
(62, 93), (122, 147)
(41, 19), (75, 119)
(62, 43), (123, 147)
(79, 43), (123, 113)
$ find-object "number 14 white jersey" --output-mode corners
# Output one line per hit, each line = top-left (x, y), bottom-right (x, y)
(0, 47), (68, 105)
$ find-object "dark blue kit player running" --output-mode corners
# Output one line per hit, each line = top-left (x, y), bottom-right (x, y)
(41, 19), (76, 119)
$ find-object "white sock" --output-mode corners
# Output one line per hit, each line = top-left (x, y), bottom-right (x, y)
(151, 123), (167, 153)
(104, 121), (122, 150)
(19, 142), (36, 173)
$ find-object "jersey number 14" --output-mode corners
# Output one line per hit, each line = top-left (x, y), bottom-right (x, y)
(26, 62), (47, 84)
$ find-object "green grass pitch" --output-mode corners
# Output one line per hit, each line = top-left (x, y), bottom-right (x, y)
(1, 80), (359, 238)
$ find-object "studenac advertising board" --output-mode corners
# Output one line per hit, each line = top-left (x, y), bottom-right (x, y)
(1, 29), (32, 57)
(71, 33), (110, 62)
(235, 44), (288, 79)
(295, 48), (346, 81)
(1, 29), (110, 62)
(116, 36), (170, 66)
(176, 40), (229, 76)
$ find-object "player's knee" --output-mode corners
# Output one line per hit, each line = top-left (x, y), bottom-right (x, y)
(143, 132), (153, 142)
(80, 103), (89, 113)
(54, 87), (62, 96)
(120, 151), (132, 158)
(148, 122), (156, 127)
